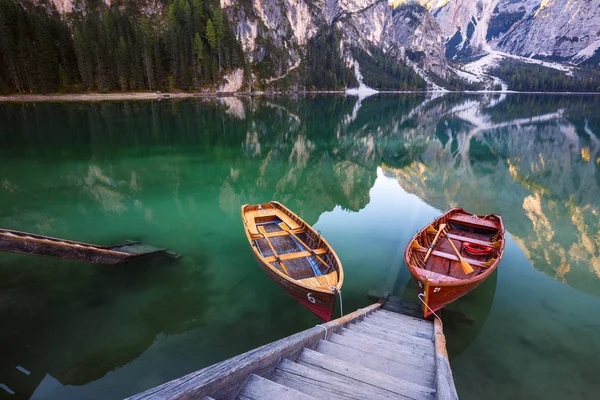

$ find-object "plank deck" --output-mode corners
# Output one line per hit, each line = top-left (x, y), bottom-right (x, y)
(128, 303), (457, 400)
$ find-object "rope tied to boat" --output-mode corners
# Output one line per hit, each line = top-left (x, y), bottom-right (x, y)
(336, 289), (344, 317)
(418, 293), (442, 325)
(315, 324), (328, 339)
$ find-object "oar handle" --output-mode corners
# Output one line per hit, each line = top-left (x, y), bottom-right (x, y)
(424, 223), (446, 262)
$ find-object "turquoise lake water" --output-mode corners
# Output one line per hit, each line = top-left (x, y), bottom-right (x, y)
(1, 94), (600, 399)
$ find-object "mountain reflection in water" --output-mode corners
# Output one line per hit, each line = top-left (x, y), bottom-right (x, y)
(0, 93), (599, 400)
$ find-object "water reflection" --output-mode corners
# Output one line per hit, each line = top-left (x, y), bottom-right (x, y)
(1, 93), (599, 399)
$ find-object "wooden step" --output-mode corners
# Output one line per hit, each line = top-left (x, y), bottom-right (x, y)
(368, 312), (434, 333)
(328, 333), (435, 373)
(271, 358), (403, 400)
(297, 348), (435, 400)
(314, 340), (435, 388)
(236, 374), (316, 400)
(372, 308), (433, 326)
(365, 316), (434, 340)
(339, 328), (434, 359)
(352, 321), (434, 346)
(375, 309), (434, 327)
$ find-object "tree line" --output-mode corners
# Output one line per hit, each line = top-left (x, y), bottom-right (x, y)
(489, 60), (600, 92)
(0, 0), (244, 93)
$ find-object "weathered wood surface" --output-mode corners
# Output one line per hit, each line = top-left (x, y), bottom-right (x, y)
(314, 339), (435, 388)
(0, 229), (179, 265)
(236, 374), (315, 400)
(127, 300), (459, 400)
(297, 348), (435, 400)
(327, 333), (435, 372)
(126, 302), (382, 400)
(272, 358), (407, 400)
(433, 317), (459, 400)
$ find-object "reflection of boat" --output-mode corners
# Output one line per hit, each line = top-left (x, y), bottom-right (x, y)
(241, 201), (344, 321)
(404, 208), (505, 318)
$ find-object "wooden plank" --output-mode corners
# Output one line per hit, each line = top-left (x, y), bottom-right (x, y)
(340, 328), (433, 356)
(127, 302), (382, 400)
(369, 314), (433, 333)
(348, 322), (434, 348)
(297, 349), (435, 400)
(447, 215), (499, 230)
(314, 340), (435, 388)
(382, 303), (423, 319)
(263, 248), (327, 263)
(376, 310), (433, 326)
(412, 246), (491, 268)
(362, 317), (434, 341)
(236, 374), (316, 400)
(271, 359), (400, 400)
(441, 233), (495, 248)
(327, 333), (435, 373)
(433, 318), (459, 400)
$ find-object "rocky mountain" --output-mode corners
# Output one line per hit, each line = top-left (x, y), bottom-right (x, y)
(14, 0), (600, 91)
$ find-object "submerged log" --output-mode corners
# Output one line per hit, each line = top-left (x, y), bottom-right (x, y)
(0, 229), (179, 265)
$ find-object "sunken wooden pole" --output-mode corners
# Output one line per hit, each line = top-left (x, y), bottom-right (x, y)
(126, 301), (383, 400)
(0, 228), (180, 265)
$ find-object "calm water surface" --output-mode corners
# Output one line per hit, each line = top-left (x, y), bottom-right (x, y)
(1, 94), (600, 399)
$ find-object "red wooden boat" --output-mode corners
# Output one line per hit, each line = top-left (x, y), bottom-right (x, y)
(404, 208), (505, 319)
(241, 201), (344, 322)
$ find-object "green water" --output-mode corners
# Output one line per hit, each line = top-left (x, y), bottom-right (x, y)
(1, 94), (600, 400)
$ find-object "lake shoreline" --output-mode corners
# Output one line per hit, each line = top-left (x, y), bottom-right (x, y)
(1, 90), (599, 102)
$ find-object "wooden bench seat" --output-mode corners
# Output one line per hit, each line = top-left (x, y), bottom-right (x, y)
(264, 248), (328, 263)
(246, 207), (301, 237)
(297, 271), (338, 288)
(428, 232), (497, 248)
(447, 214), (500, 231)
(413, 247), (492, 269)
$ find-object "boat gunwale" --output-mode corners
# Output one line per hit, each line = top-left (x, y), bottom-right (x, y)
(241, 201), (344, 294)
(404, 207), (505, 288)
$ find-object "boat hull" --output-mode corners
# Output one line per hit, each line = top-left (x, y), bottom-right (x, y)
(411, 276), (487, 319)
(404, 207), (505, 319)
(242, 201), (343, 322)
(252, 253), (337, 322)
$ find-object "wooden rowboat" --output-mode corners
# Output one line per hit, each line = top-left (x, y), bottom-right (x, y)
(404, 208), (505, 319)
(241, 201), (344, 322)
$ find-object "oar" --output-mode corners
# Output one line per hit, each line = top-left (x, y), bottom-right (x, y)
(279, 222), (332, 272)
(425, 223), (446, 262)
(258, 226), (289, 275)
(444, 234), (474, 274)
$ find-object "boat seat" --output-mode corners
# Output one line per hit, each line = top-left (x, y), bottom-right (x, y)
(296, 271), (338, 289)
(263, 248), (328, 263)
(429, 232), (498, 248)
(413, 267), (462, 283)
(413, 247), (492, 268)
(447, 215), (500, 231)
(245, 207), (301, 237)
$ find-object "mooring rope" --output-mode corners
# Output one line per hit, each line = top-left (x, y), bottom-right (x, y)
(315, 324), (328, 339)
(418, 293), (442, 324)
(338, 290), (344, 317)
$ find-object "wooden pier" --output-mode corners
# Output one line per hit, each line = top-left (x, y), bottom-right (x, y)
(128, 297), (458, 400)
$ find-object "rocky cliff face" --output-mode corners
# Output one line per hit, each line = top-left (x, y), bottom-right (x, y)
(420, 0), (600, 64)
(46, 0), (600, 89)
